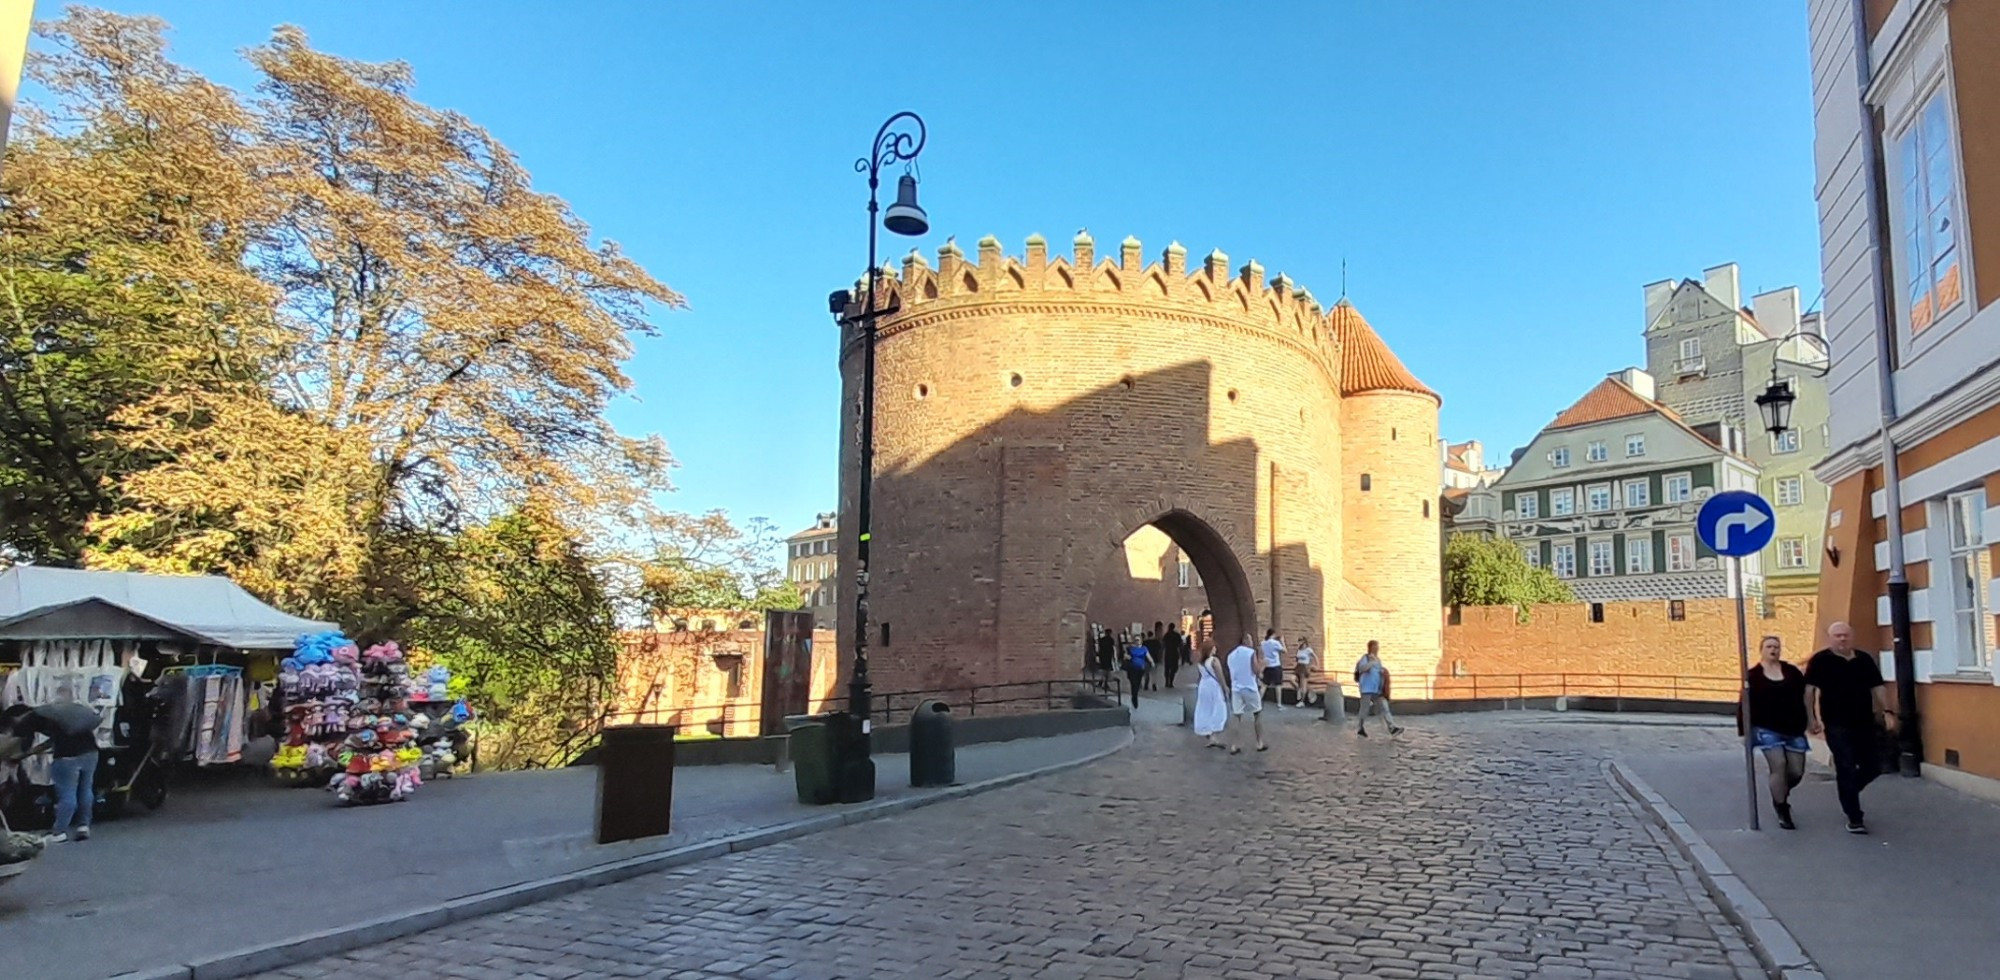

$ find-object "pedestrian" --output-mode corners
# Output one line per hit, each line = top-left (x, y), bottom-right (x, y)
(1192, 644), (1229, 748)
(1745, 634), (1809, 829)
(1354, 641), (1403, 737)
(1293, 635), (1317, 706)
(1259, 629), (1286, 708)
(1094, 626), (1117, 689)
(1122, 632), (1150, 709)
(3, 700), (102, 843)
(1163, 623), (1185, 689)
(1806, 621), (1892, 834)
(1145, 625), (1165, 691)
(1225, 633), (1267, 753)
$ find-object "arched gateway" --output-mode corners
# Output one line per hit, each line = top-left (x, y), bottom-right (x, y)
(832, 232), (1443, 698)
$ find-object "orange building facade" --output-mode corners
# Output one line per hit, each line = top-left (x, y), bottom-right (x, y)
(1809, 0), (2000, 787)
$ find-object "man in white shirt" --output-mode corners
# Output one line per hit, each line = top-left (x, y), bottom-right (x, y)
(1224, 634), (1267, 753)
(1293, 636), (1317, 706)
(1259, 630), (1286, 709)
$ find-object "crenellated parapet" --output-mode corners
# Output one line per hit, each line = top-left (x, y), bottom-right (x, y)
(836, 232), (1345, 376)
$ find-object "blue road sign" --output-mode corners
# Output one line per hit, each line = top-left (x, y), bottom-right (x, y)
(1697, 490), (1777, 558)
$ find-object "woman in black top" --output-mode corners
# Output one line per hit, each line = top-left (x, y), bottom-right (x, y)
(1746, 635), (1810, 829)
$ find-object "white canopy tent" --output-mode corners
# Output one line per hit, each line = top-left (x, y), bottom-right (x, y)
(0, 567), (335, 651)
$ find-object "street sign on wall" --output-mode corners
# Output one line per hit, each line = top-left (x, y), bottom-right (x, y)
(1696, 490), (1776, 558)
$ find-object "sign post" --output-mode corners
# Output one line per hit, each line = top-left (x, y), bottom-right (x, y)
(1697, 489), (1778, 831)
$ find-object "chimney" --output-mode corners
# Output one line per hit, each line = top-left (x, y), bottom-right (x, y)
(1751, 286), (1801, 339)
(1614, 367), (1656, 402)
(1703, 263), (1741, 312)
(1642, 279), (1676, 329)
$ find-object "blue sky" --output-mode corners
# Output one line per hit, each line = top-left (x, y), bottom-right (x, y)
(63, 1), (1820, 548)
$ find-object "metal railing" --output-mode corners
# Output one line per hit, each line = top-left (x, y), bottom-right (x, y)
(1423, 672), (1737, 703)
(611, 674), (1126, 736)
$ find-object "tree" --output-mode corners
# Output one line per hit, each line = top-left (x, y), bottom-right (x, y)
(1443, 533), (1575, 612)
(0, 8), (276, 562)
(636, 511), (804, 618)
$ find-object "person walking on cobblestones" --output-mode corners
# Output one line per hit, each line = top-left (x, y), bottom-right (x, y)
(1260, 629), (1286, 709)
(1354, 641), (1403, 737)
(1163, 623), (1185, 690)
(1192, 644), (1228, 747)
(1145, 625), (1164, 691)
(1226, 634), (1267, 753)
(1292, 635), (1317, 706)
(1806, 621), (1892, 834)
(1746, 634), (1810, 829)
(1121, 632), (1149, 709)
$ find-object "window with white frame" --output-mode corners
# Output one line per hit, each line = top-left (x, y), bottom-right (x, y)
(1667, 532), (1696, 572)
(1894, 86), (1965, 337)
(1552, 542), (1577, 579)
(1678, 337), (1704, 372)
(1550, 447), (1571, 468)
(1177, 558), (1192, 589)
(1588, 540), (1614, 577)
(1946, 489), (1993, 672)
(1623, 478), (1650, 508)
(1586, 483), (1612, 512)
(1778, 537), (1808, 569)
(1776, 476), (1804, 507)
(1626, 535), (1654, 574)
(1664, 472), (1693, 503)
(1626, 434), (1646, 457)
(1521, 543), (1541, 567)
(1586, 440), (1608, 463)
(1551, 487), (1575, 516)
(1773, 429), (1801, 454)
(1515, 492), (1539, 519)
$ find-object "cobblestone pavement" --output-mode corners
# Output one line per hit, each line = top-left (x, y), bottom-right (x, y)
(257, 710), (1761, 980)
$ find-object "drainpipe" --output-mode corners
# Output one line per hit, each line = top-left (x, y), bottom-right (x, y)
(1848, 0), (1921, 775)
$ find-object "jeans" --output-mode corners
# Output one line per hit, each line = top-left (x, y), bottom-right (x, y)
(1823, 725), (1880, 820)
(1357, 694), (1395, 728)
(1163, 656), (1179, 688)
(1124, 669), (1145, 708)
(50, 751), (98, 834)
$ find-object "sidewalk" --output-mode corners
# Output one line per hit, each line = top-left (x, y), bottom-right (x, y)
(0, 726), (1128, 980)
(1622, 744), (2000, 980)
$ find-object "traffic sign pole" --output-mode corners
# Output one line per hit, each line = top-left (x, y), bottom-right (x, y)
(1732, 556), (1759, 832)
(1698, 490), (1777, 833)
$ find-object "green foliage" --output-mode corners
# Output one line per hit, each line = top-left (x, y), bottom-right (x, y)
(1443, 533), (1576, 615)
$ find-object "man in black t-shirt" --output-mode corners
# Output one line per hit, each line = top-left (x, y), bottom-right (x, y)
(1805, 621), (1894, 834)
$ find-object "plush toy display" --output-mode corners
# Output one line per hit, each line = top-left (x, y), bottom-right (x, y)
(272, 632), (426, 805)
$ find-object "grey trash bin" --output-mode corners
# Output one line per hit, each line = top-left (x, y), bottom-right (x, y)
(790, 718), (838, 805)
(909, 700), (956, 787)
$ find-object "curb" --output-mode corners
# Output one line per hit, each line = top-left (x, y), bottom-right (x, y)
(115, 728), (1136, 980)
(1609, 761), (1825, 980)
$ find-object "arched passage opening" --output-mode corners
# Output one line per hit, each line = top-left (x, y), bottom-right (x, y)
(1083, 509), (1258, 665)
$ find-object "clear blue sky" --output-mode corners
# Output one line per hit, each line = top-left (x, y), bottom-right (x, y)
(64, 1), (1821, 546)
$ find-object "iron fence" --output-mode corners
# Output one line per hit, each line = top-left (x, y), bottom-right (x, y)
(611, 674), (1126, 737)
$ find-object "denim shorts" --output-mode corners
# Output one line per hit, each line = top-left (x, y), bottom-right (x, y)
(1751, 727), (1809, 753)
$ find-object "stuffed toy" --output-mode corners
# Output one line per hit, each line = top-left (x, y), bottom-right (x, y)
(425, 665), (451, 702)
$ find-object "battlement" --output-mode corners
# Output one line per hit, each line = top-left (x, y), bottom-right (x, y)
(838, 232), (1342, 364)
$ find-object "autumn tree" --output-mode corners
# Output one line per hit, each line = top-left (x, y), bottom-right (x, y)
(636, 511), (804, 621)
(1443, 533), (1575, 614)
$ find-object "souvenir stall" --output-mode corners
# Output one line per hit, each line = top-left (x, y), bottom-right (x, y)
(0, 567), (335, 827)
(407, 663), (473, 779)
(273, 633), (430, 805)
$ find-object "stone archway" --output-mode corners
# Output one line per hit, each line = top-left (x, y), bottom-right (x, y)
(1145, 509), (1256, 656)
(1083, 509), (1259, 663)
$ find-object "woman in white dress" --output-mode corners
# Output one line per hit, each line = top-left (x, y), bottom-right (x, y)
(1193, 644), (1229, 747)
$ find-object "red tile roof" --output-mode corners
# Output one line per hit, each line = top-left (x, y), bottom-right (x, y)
(1331, 299), (1438, 401)
(1549, 377), (1661, 429)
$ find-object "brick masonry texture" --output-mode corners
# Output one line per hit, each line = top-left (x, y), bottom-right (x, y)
(255, 713), (1764, 980)
(1441, 596), (1819, 696)
(831, 234), (1442, 696)
(617, 628), (841, 735)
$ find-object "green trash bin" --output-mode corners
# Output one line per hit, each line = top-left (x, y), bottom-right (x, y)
(788, 718), (837, 805)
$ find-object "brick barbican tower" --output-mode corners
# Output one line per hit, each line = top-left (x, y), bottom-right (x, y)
(832, 232), (1442, 699)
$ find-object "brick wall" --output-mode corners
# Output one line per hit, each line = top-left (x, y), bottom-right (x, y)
(1435, 596), (1818, 699)
(616, 628), (840, 736)
(832, 234), (1440, 695)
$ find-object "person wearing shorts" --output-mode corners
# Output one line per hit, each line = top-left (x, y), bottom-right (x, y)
(1225, 634), (1266, 753)
(1292, 637), (1316, 706)
(1259, 630), (1285, 708)
(1746, 634), (1810, 829)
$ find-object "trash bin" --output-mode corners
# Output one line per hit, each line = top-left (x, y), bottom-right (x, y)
(789, 718), (838, 805)
(1321, 681), (1346, 724)
(594, 724), (675, 845)
(909, 699), (956, 788)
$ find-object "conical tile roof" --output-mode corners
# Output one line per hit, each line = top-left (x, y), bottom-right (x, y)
(1330, 299), (1438, 401)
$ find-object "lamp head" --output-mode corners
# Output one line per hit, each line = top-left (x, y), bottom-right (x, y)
(882, 174), (928, 237)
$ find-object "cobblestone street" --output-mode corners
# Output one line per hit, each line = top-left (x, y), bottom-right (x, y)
(257, 710), (1762, 980)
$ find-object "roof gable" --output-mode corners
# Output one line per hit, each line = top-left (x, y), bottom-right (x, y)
(1549, 378), (1660, 429)
(1331, 299), (1438, 401)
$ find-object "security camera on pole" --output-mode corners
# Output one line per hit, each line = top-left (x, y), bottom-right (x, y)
(1697, 489), (1778, 831)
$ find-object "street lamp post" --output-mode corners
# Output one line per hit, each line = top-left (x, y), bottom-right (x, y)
(832, 112), (928, 804)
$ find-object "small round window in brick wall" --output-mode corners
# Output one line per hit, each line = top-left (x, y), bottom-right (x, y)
(1009, 372), (1023, 388)
(914, 383), (930, 400)
(1119, 375), (1135, 390)
(1227, 388), (1239, 403)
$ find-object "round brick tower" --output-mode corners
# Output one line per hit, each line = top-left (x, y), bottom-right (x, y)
(831, 233), (1439, 699)
(1332, 299), (1446, 691)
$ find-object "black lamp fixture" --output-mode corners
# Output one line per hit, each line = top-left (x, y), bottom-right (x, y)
(1755, 377), (1796, 435)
